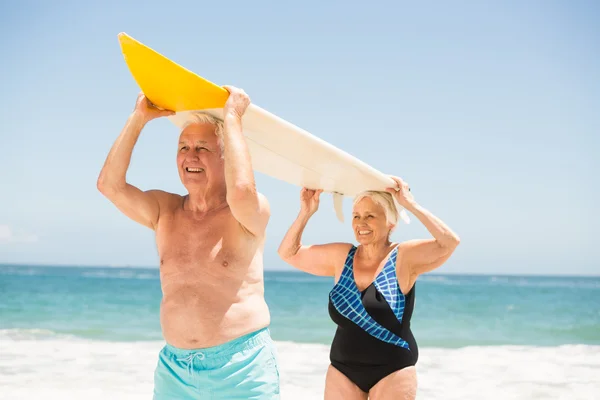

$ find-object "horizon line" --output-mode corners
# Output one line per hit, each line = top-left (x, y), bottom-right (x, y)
(0, 261), (598, 278)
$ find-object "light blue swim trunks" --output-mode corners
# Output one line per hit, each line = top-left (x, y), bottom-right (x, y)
(153, 327), (280, 399)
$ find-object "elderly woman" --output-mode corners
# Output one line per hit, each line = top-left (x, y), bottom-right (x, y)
(278, 176), (460, 399)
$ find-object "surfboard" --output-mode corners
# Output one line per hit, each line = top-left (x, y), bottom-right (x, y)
(117, 33), (409, 224)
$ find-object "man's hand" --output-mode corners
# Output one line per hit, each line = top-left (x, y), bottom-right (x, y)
(223, 85), (251, 119)
(133, 92), (175, 124)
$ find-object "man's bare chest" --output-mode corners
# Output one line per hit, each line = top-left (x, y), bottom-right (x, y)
(155, 208), (248, 267)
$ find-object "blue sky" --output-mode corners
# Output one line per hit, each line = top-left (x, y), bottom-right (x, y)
(1, 1), (598, 275)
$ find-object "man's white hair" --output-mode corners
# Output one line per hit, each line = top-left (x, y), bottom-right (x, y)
(180, 112), (225, 156)
(353, 191), (399, 229)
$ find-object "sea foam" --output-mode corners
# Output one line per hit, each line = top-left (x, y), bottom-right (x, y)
(0, 330), (598, 399)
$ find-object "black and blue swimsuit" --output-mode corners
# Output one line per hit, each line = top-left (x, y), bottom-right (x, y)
(328, 245), (418, 392)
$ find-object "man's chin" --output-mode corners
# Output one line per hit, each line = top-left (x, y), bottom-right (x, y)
(181, 176), (207, 187)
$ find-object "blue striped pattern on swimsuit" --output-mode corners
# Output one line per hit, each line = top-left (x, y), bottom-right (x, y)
(329, 246), (410, 349)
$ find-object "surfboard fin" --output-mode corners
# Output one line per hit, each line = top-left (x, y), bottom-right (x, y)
(333, 192), (344, 223)
(392, 197), (411, 224)
(399, 209), (410, 224)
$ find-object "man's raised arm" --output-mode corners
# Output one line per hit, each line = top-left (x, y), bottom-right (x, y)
(221, 86), (270, 236)
(97, 93), (174, 230)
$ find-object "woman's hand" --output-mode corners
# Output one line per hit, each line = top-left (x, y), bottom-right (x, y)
(385, 176), (416, 209)
(300, 188), (323, 217)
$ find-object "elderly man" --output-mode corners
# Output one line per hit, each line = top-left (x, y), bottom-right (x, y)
(97, 86), (279, 399)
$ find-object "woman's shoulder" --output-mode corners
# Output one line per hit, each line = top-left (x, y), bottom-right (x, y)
(324, 242), (355, 254)
(322, 242), (355, 267)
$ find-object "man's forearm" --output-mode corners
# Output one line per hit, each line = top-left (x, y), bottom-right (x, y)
(97, 112), (146, 191)
(222, 113), (256, 193)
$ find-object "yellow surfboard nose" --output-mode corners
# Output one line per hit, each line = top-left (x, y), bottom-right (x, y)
(117, 32), (229, 112)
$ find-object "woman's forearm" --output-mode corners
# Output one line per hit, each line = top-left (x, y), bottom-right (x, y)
(277, 211), (312, 259)
(404, 202), (460, 249)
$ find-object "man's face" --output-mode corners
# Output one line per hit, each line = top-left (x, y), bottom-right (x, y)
(176, 123), (225, 191)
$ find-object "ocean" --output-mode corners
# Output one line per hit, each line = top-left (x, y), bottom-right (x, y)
(0, 264), (599, 399)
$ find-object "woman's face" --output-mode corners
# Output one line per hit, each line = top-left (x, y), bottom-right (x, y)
(352, 197), (392, 245)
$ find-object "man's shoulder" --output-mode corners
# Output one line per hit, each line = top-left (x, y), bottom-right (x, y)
(146, 190), (183, 209)
(252, 190), (269, 203)
(257, 191), (270, 211)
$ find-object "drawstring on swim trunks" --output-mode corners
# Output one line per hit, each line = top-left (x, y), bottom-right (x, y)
(177, 352), (206, 376)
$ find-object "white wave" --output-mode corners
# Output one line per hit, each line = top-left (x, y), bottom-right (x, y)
(512, 279), (600, 289)
(0, 267), (39, 276)
(0, 328), (68, 341)
(0, 331), (598, 399)
(420, 275), (452, 282)
(81, 270), (158, 280)
(418, 275), (464, 285)
(265, 275), (331, 283)
(420, 274), (600, 289)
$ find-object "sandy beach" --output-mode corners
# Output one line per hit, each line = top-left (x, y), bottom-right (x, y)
(1, 330), (598, 399)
